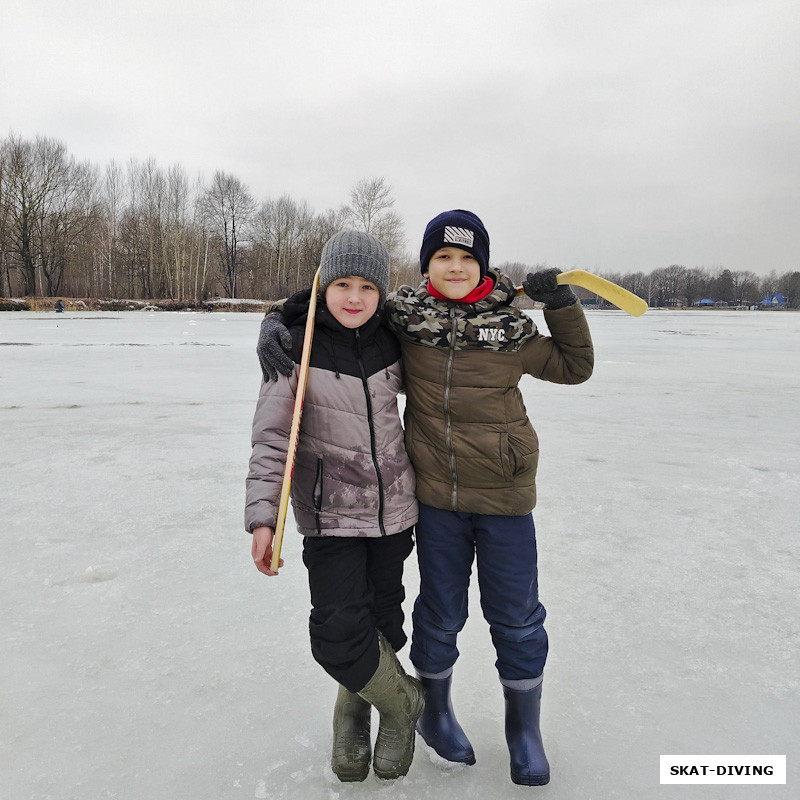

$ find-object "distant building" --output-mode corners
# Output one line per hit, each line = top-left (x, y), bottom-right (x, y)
(760, 293), (785, 308)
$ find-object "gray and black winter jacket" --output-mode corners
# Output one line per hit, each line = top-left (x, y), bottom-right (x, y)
(245, 296), (418, 538)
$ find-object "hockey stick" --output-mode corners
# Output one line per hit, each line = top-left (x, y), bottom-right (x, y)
(517, 269), (647, 317)
(270, 267), (322, 572)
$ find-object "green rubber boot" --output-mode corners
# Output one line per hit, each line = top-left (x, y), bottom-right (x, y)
(357, 633), (425, 780)
(331, 684), (372, 782)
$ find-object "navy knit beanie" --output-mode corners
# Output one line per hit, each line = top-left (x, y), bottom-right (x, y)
(419, 209), (490, 277)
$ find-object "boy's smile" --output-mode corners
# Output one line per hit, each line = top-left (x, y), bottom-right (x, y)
(324, 276), (380, 328)
(424, 247), (481, 300)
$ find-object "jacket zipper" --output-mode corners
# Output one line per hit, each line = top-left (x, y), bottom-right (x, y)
(445, 306), (458, 509)
(355, 329), (387, 535)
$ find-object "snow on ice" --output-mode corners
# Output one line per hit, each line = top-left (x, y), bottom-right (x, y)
(1, 308), (797, 798)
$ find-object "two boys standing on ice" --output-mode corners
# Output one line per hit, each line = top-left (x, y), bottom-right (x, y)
(247, 210), (594, 786)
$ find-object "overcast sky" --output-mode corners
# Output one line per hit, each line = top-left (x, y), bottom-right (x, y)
(2, 0), (799, 275)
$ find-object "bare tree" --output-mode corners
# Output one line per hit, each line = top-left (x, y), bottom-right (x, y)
(40, 159), (98, 296)
(387, 250), (419, 292)
(2, 134), (55, 294)
(495, 261), (530, 287)
(712, 269), (736, 303)
(683, 267), (710, 306)
(252, 195), (309, 295)
(0, 146), (12, 295)
(621, 271), (648, 302)
(779, 271), (800, 308)
(251, 199), (350, 298)
(0, 134), (98, 296)
(96, 160), (125, 296)
(345, 177), (406, 265)
(758, 270), (779, 298)
(664, 264), (687, 307)
(189, 173), (212, 301)
(162, 163), (195, 299)
(140, 158), (167, 297)
(731, 270), (760, 305)
(201, 171), (255, 298)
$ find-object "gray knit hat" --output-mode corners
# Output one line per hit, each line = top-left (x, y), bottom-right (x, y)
(319, 230), (390, 302)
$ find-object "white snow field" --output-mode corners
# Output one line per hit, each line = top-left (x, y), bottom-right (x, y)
(2, 308), (797, 799)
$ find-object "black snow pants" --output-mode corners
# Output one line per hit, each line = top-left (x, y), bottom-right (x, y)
(302, 528), (414, 693)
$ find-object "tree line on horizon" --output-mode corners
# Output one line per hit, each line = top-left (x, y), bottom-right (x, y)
(1, 133), (798, 307)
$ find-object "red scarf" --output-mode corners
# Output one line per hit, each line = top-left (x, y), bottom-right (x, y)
(426, 275), (494, 303)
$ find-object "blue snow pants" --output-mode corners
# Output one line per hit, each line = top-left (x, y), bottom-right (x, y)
(410, 503), (548, 682)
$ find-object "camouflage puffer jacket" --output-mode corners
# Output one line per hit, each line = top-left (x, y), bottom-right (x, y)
(246, 304), (418, 537)
(384, 270), (593, 516)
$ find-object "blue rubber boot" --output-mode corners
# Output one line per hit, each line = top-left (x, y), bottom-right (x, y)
(416, 673), (476, 765)
(503, 682), (550, 786)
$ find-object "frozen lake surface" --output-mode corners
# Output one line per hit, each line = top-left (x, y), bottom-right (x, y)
(2, 308), (798, 799)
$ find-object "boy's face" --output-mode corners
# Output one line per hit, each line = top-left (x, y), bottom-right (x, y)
(324, 275), (380, 329)
(424, 247), (482, 300)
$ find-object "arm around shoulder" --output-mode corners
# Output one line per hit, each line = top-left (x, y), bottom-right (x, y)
(263, 298), (286, 316)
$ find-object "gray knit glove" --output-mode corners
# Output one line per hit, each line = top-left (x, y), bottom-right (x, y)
(522, 268), (577, 310)
(256, 313), (294, 381)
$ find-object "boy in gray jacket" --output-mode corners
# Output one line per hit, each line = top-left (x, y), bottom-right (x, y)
(246, 230), (423, 782)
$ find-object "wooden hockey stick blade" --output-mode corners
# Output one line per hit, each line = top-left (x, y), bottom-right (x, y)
(270, 267), (322, 571)
(517, 270), (647, 317)
(557, 270), (647, 316)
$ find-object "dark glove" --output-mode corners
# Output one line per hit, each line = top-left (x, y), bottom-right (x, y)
(256, 314), (294, 381)
(522, 268), (577, 310)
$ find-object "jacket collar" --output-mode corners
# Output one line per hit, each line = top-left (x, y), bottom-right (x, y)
(416, 269), (517, 311)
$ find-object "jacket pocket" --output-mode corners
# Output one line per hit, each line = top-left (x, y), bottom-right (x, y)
(312, 457), (324, 511)
(501, 432), (516, 481)
(503, 426), (538, 481)
(312, 457), (324, 534)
